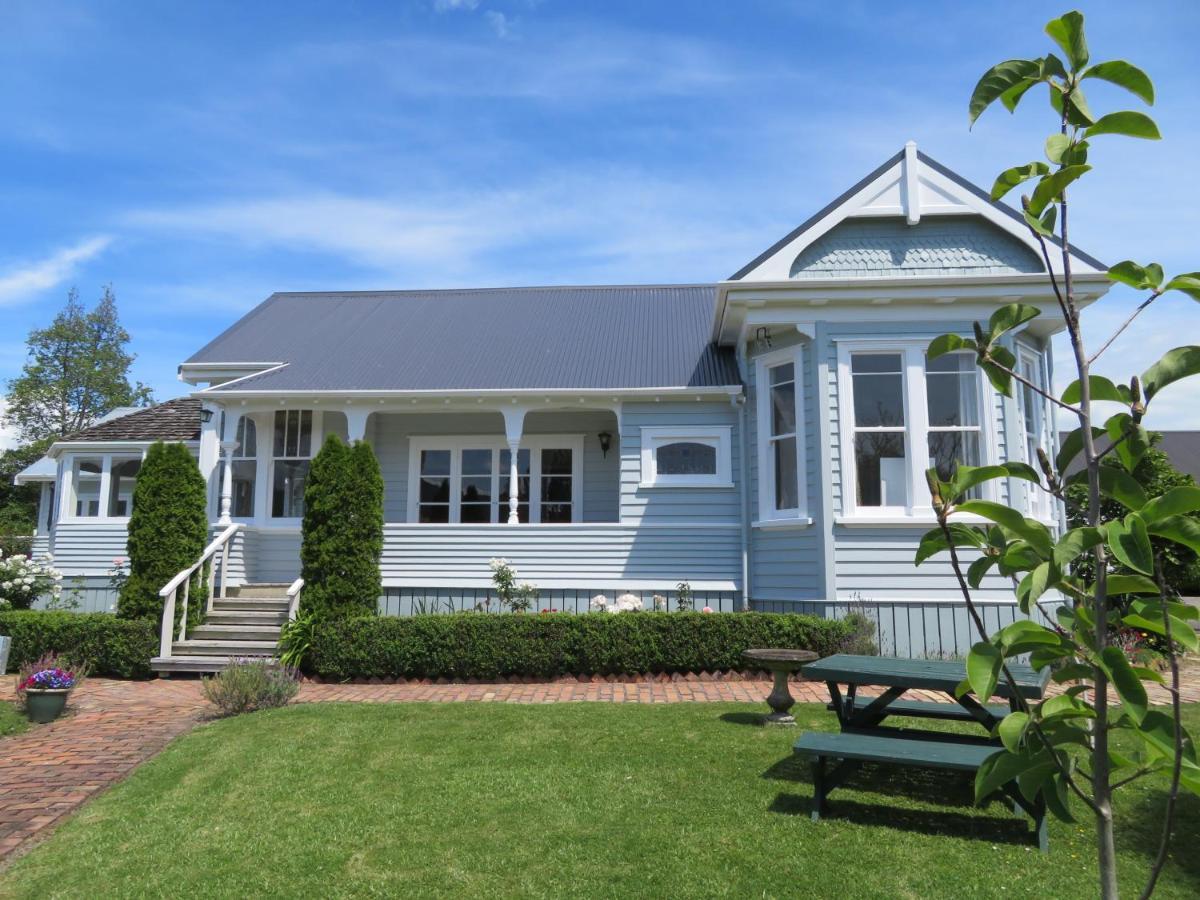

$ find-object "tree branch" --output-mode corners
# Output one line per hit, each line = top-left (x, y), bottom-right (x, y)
(983, 352), (1082, 415)
(1089, 292), (1162, 366)
(1137, 560), (1185, 900)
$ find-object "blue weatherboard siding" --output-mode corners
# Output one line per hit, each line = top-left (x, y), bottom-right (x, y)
(789, 216), (1044, 279)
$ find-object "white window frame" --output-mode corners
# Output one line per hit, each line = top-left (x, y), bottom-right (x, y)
(268, 409), (320, 523)
(835, 338), (997, 521)
(59, 449), (151, 524)
(406, 434), (585, 524)
(755, 346), (809, 522)
(1016, 345), (1054, 521)
(639, 426), (733, 489)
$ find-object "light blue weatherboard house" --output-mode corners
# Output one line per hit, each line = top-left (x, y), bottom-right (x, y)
(16, 145), (1112, 670)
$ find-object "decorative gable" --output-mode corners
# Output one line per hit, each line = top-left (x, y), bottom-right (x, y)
(730, 142), (1104, 282)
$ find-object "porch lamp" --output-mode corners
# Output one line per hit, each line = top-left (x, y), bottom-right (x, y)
(598, 431), (612, 457)
(199, 407), (215, 424)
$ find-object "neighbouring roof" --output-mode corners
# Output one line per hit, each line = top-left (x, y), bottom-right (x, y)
(189, 286), (740, 393)
(1061, 430), (1200, 482)
(13, 455), (55, 484)
(60, 398), (202, 443)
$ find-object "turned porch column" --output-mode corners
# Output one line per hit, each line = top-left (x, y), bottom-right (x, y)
(501, 406), (529, 525)
(217, 440), (237, 525)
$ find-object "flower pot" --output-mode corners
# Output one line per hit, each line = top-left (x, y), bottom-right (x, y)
(25, 688), (69, 723)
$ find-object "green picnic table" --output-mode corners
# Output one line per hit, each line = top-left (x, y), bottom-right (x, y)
(793, 653), (1053, 851)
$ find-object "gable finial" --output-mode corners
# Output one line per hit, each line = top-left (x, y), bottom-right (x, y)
(902, 140), (920, 226)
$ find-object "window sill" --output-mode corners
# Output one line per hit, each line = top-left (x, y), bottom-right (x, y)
(752, 517), (814, 530)
(58, 517), (130, 526)
(638, 481), (735, 490)
(834, 514), (993, 527)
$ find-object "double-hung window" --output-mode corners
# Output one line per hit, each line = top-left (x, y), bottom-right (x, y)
(409, 436), (583, 524)
(755, 347), (808, 522)
(107, 458), (141, 517)
(838, 340), (991, 519)
(1016, 347), (1053, 519)
(73, 458), (103, 517)
(271, 410), (313, 518)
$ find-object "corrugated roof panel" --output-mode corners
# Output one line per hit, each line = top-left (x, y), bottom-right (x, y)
(192, 286), (740, 392)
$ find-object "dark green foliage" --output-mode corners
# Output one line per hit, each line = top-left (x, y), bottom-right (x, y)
(300, 435), (383, 620)
(1067, 438), (1200, 594)
(118, 442), (209, 627)
(309, 612), (853, 681)
(0, 611), (157, 678)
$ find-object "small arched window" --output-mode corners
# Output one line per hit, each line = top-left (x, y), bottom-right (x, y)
(640, 427), (732, 488)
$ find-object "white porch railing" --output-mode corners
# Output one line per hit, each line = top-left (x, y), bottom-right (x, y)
(158, 523), (242, 659)
(286, 577), (304, 621)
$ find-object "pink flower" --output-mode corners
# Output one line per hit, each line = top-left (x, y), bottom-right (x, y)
(112, 557), (127, 566)
(702, 606), (714, 614)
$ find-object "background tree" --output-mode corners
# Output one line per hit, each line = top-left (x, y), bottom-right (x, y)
(0, 442), (47, 547)
(916, 11), (1200, 898)
(300, 435), (382, 620)
(118, 442), (208, 628)
(4, 285), (152, 446)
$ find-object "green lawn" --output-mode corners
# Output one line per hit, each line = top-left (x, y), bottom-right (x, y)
(0, 700), (28, 738)
(2, 703), (1197, 899)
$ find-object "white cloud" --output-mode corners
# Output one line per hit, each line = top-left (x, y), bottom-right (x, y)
(0, 236), (113, 307)
(434, 0), (480, 10)
(485, 11), (510, 39)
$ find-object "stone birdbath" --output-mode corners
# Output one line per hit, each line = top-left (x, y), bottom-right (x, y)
(742, 648), (818, 725)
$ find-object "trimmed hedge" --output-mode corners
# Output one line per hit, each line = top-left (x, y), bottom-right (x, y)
(309, 612), (853, 681)
(0, 611), (158, 679)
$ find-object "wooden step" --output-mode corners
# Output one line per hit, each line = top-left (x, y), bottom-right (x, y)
(151, 655), (284, 674)
(189, 624), (284, 642)
(228, 583), (293, 599)
(212, 598), (290, 612)
(205, 610), (288, 626)
(171, 639), (279, 657)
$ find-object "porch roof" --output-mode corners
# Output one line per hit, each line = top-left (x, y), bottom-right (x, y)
(188, 285), (740, 394)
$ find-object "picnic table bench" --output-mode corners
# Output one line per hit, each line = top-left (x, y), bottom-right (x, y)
(792, 654), (1052, 851)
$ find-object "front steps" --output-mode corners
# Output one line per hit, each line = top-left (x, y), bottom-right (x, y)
(151, 584), (291, 675)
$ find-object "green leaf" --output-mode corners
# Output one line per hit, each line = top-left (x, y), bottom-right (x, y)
(1122, 613), (1200, 653)
(1082, 60), (1154, 104)
(1163, 273), (1200, 302)
(949, 464), (1010, 500)
(966, 641), (1002, 701)
(1028, 165), (1092, 217)
(1142, 485), (1200, 524)
(1104, 413), (1149, 474)
(1086, 111), (1161, 140)
(1060, 374), (1130, 405)
(970, 59), (1042, 124)
(1053, 526), (1104, 567)
(1017, 561), (1059, 612)
(1045, 11), (1089, 70)
(957, 500), (1054, 557)
(1148, 515), (1200, 555)
(1044, 134), (1071, 165)
(1107, 573), (1162, 595)
(1100, 646), (1148, 724)
(1044, 773), (1076, 823)
(1049, 83), (1096, 127)
(915, 524), (984, 565)
(1107, 259), (1164, 291)
(1022, 205), (1054, 238)
(1143, 346), (1200, 403)
(1137, 710), (1187, 760)
(1001, 461), (1041, 484)
(987, 303), (1041, 341)
(980, 344), (1017, 397)
(999, 77), (1037, 113)
(991, 161), (1050, 201)
(1075, 466), (1148, 511)
(967, 555), (997, 589)
(1106, 514), (1154, 575)
(927, 333), (974, 361)
(1056, 426), (1104, 474)
(998, 711), (1030, 753)
(975, 747), (1048, 802)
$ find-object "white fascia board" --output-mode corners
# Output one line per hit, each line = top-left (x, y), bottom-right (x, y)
(192, 385), (745, 403)
(177, 361), (288, 386)
(13, 472), (55, 485)
(717, 272), (1112, 345)
(46, 439), (200, 459)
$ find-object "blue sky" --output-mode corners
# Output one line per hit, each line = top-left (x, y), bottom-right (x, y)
(2, 0), (1198, 445)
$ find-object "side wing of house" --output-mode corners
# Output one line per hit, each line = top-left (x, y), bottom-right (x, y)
(723, 143), (1111, 655)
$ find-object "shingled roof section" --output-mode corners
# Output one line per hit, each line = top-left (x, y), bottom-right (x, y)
(62, 398), (202, 443)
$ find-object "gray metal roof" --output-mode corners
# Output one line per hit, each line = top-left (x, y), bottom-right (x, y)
(190, 286), (740, 393)
(1062, 430), (1200, 482)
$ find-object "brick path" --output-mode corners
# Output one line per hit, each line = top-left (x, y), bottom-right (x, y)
(1, 661), (1197, 866)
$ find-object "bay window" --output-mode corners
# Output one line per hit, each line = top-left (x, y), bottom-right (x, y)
(838, 340), (993, 519)
(271, 410), (313, 518)
(409, 436), (583, 524)
(107, 458), (141, 517)
(755, 347), (808, 522)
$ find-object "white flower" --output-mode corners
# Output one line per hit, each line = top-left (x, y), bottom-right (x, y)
(589, 594), (608, 611)
(614, 593), (641, 613)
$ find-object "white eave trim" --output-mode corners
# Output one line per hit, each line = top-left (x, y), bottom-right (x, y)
(194, 385), (745, 401)
(47, 439), (201, 459)
(178, 361), (288, 386)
